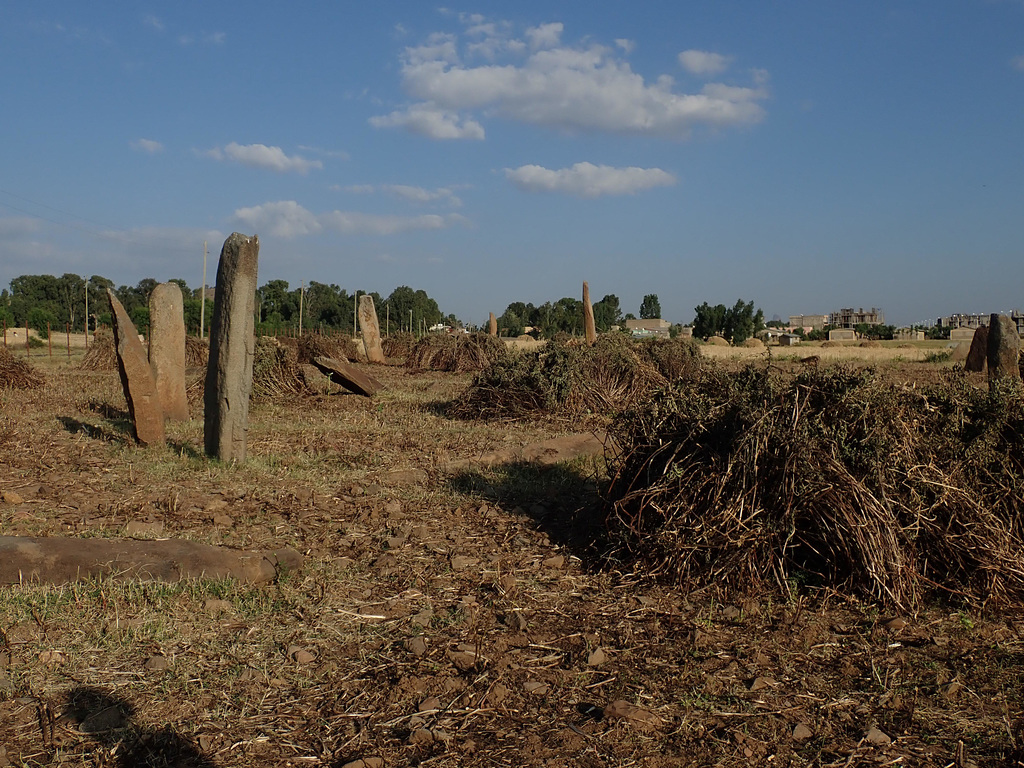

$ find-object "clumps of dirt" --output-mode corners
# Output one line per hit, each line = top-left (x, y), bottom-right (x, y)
(382, 331), (415, 360)
(406, 333), (509, 373)
(604, 363), (1024, 608)
(452, 335), (700, 422)
(0, 347), (43, 389)
(297, 333), (358, 364)
(79, 329), (117, 371)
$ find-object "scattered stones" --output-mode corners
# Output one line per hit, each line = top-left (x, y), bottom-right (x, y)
(204, 232), (260, 462)
(288, 645), (316, 665)
(312, 356), (383, 397)
(358, 294), (386, 364)
(148, 282), (190, 421)
(583, 280), (596, 346)
(965, 325), (988, 372)
(107, 289), (165, 446)
(987, 313), (1021, 385)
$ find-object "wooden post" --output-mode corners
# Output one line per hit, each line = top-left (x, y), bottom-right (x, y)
(353, 292), (359, 339)
(84, 279), (89, 347)
(298, 280), (304, 338)
(47, 323), (52, 357)
(66, 323), (71, 359)
(386, 301), (389, 337)
(200, 240), (208, 340)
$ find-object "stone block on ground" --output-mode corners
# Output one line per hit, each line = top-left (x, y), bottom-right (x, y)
(312, 356), (382, 397)
(149, 282), (190, 420)
(107, 289), (165, 446)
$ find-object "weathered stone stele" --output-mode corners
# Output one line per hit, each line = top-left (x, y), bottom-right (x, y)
(312, 356), (382, 397)
(583, 281), (597, 346)
(107, 289), (165, 446)
(489, 312), (497, 336)
(358, 294), (386, 364)
(204, 233), (259, 462)
(964, 325), (988, 373)
(148, 282), (190, 421)
(987, 313), (1021, 385)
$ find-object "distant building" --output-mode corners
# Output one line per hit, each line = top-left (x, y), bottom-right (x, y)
(829, 307), (884, 329)
(828, 328), (857, 341)
(939, 311), (1024, 335)
(625, 318), (671, 338)
(894, 329), (926, 341)
(779, 333), (801, 346)
(788, 314), (828, 330)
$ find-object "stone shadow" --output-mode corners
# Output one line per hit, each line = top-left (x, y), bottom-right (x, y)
(57, 416), (130, 443)
(63, 685), (216, 767)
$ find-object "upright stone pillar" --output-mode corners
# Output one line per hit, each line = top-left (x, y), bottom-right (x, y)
(107, 290), (165, 446)
(964, 325), (988, 373)
(582, 281), (597, 346)
(489, 313), (497, 336)
(149, 282), (190, 421)
(988, 313), (1021, 386)
(358, 294), (386, 364)
(204, 233), (259, 462)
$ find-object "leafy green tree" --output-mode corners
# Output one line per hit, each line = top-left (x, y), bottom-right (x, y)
(639, 294), (662, 320)
(592, 294), (622, 332)
(27, 306), (58, 336)
(692, 302), (728, 339)
(723, 299), (764, 345)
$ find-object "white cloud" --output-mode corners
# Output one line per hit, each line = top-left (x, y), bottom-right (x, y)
(208, 143), (323, 174)
(505, 162), (676, 198)
(0, 216), (42, 237)
(372, 20), (767, 140)
(344, 184), (463, 206)
(369, 104), (485, 140)
(615, 38), (634, 54)
(233, 201), (323, 238)
(144, 15), (164, 31)
(297, 144), (350, 160)
(678, 49), (732, 75)
(231, 201), (467, 238)
(1013, 55), (1024, 71)
(131, 138), (164, 153)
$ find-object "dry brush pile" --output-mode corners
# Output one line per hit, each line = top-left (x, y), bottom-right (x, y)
(604, 363), (1024, 609)
(406, 332), (509, 373)
(0, 346), (43, 389)
(452, 335), (701, 421)
(297, 332), (359, 364)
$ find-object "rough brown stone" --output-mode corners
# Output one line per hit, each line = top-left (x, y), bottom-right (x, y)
(987, 313), (1021, 386)
(489, 312), (497, 336)
(583, 281), (596, 346)
(0, 536), (301, 585)
(965, 325), (988, 373)
(358, 294), (386, 364)
(204, 233), (259, 462)
(312, 356), (382, 397)
(107, 289), (165, 446)
(148, 282), (190, 420)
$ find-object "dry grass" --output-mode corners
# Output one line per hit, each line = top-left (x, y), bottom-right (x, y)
(406, 333), (509, 373)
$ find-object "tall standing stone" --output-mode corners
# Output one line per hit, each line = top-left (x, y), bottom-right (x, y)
(987, 313), (1021, 386)
(964, 325), (988, 373)
(583, 281), (597, 346)
(204, 233), (259, 462)
(107, 289), (165, 446)
(358, 294), (386, 364)
(149, 282), (190, 421)
(489, 313), (497, 336)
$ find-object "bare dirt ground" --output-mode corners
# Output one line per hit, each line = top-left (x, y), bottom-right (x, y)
(1, 347), (1022, 767)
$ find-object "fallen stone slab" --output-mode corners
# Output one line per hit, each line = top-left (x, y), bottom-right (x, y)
(312, 356), (383, 397)
(442, 431), (616, 472)
(0, 536), (301, 585)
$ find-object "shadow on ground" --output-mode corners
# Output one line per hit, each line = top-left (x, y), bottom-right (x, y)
(446, 461), (610, 570)
(63, 686), (215, 768)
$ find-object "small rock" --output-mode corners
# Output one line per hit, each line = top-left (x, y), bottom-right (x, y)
(340, 759), (384, 768)
(408, 728), (435, 745)
(38, 650), (65, 665)
(487, 682), (509, 706)
(2, 491), (24, 505)
(204, 598), (234, 615)
(407, 637), (428, 657)
(449, 651), (477, 671)
(792, 723), (813, 741)
(386, 536), (406, 550)
(451, 555), (478, 571)
(419, 696), (440, 712)
(865, 726), (891, 745)
(542, 554), (565, 569)
(498, 574), (517, 593)
(723, 605), (742, 620)
(334, 556), (355, 570)
(288, 645), (316, 664)
(884, 617), (908, 631)
(144, 655), (169, 671)
(204, 499), (228, 515)
(124, 520), (164, 537)
(524, 680), (549, 695)
(212, 514), (233, 527)
(603, 699), (662, 730)
(587, 648), (608, 667)
(384, 499), (403, 516)
(749, 676), (777, 691)
(198, 734), (215, 751)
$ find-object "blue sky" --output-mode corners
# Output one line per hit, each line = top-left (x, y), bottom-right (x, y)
(1, 1), (1022, 327)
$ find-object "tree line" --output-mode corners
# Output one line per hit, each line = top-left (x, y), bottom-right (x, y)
(0, 273), (448, 337)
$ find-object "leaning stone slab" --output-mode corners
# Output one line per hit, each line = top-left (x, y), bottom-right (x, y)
(964, 325), (988, 373)
(312, 356), (382, 397)
(149, 282), (190, 421)
(583, 281), (597, 346)
(988, 313), (1021, 384)
(358, 294), (386, 364)
(489, 312), (497, 336)
(205, 233), (259, 462)
(0, 536), (302, 585)
(107, 289), (165, 446)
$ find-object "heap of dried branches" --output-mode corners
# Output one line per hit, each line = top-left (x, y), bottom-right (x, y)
(604, 363), (1024, 608)
(79, 329), (117, 371)
(382, 331), (415, 360)
(0, 346), (43, 389)
(185, 336), (208, 368)
(452, 335), (701, 421)
(406, 333), (508, 373)
(297, 333), (359, 364)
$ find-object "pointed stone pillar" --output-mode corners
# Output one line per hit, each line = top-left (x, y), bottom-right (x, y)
(988, 313), (1021, 387)
(489, 313), (497, 336)
(149, 282), (190, 421)
(964, 325), (988, 373)
(583, 281), (596, 346)
(358, 294), (386, 364)
(204, 233), (259, 463)
(107, 290), (165, 446)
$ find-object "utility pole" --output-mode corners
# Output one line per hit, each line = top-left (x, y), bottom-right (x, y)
(386, 301), (389, 337)
(84, 279), (89, 348)
(353, 291), (359, 338)
(200, 240), (208, 339)
(298, 281), (305, 337)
